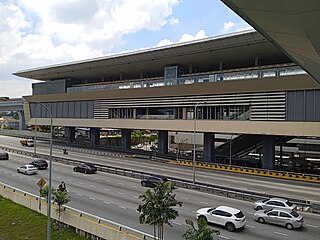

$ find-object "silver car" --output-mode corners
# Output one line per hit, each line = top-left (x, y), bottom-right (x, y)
(254, 197), (297, 211)
(254, 209), (303, 230)
(17, 164), (38, 175)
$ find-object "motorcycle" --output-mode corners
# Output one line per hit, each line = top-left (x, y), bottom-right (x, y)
(63, 149), (68, 155)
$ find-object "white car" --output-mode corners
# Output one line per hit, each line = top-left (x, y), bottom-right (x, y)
(17, 164), (38, 175)
(196, 206), (246, 232)
(254, 197), (297, 212)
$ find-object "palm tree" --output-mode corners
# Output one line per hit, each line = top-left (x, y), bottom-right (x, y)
(137, 181), (182, 240)
(183, 218), (220, 240)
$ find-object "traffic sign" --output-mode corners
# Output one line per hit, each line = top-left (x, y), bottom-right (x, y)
(37, 178), (46, 188)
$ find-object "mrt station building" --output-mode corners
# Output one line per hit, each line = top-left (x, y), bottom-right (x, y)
(14, 1), (320, 171)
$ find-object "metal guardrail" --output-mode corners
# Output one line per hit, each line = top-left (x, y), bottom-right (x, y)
(2, 146), (318, 213)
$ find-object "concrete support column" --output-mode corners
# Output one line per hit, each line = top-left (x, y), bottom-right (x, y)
(90, 128), (100, 145)
(121, 129), (132, 150)
(203, 133), (215, 162)
(262, 135), (275, 170)
(65, 127), (75, 142)
(158, 130), (168, 154)
(17, 110), (27, 130)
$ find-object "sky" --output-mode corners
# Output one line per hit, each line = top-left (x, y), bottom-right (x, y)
(0, 0), (252, 98)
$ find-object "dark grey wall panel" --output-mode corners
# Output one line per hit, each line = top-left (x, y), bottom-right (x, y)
(294, 91), (305, 121)
(316, 91), (320, 121)
(63, 102), (69, 117)
(81, 101), (88, 118)
(57, 102), (63, 118)
(74, 102), (81, 118)
(305, 90), (315, 121)
(69, 102), (75, 118)
(88, 101), (94, 118)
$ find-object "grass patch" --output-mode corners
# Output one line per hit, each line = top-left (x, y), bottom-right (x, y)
(0, 195), (86, 240)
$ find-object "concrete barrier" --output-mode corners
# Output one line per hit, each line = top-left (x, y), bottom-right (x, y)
(0, 182), (153, 240)
(170, 160), (320, 183)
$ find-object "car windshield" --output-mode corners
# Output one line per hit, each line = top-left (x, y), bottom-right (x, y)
(291, 211), (299, 217)
(262, 199), (268, 203)
(286, 201), (293, 207)
(234, 211), (244, 218)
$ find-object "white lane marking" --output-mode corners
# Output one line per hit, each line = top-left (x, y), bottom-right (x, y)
(219, 235), (230, 240)
(104, 188), (110, 191)
(119, 206), (127, 209)
(94, 177), (100, 180)
(103, 201), (110, 205)
(118, 182), (124, 185)
(118, 192), (124, 195)
(89, 185), (96, 188)
(76, 193), (82, 196)
(172, 221), (182, 226)
(89, 197), (96, 200)
(180, 196), (188, 200)
(306, 224), (319, 228)
(200, 201), (208, 205)
(78, 182), (84, 185)
(191, 211), (196, 213)
(105, 180), (110, 183)
(247, 211), (254, 215)
(246, 224), (255, 229)
(274, 232), (287, 237)
(131, 186), (137, 188)
(133, 196), (139, 199)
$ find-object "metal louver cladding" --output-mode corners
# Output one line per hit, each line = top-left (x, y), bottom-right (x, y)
(94, 101), (109, 119)
(93, 91), (286, 121)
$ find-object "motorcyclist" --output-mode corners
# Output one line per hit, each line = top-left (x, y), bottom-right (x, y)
(58, 181), (67, 192)
(63, 148), (68, 155)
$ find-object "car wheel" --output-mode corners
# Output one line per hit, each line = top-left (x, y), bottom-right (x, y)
(256, 206), (263, 210)
(258, 217), (265, 224)
(198, 216), (207, 223)
(73, 168), (77, 172)
(226, 222), (236, 232)
(141, 182), (146, 187)
(286, 223), (294, 230)
(85, 170), (88, 174)
(17, 169), (19, 173)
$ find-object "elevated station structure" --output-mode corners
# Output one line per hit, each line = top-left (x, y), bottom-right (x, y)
(13, 2), (320, 171)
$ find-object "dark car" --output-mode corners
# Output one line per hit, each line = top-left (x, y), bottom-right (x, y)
(141, 176), (167, 187)
(29, 159), (48, 170)
(0, 150), (9, 160)
(73, 163), (97, 174)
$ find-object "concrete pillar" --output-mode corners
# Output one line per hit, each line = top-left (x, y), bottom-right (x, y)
(17, 110), (27, 130)
(262, 135), (275, 170)
(158, 130), (168, 154)
(121, 129), (132, 149)
(203, 133), (215, 162)
(65, 127), (75, 142)
(90, 128), (100, 145)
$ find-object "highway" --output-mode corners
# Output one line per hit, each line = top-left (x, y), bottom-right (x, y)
(1, 135), (320, 239)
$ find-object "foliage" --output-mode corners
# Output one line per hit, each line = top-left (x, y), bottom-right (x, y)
(52, 189), (71, 222)
(183, 218), (220, 240)
(132, 130), (143, 144)
(137, 181), (182, 240)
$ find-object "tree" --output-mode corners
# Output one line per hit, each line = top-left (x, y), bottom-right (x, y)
(183, 218), (220, 240)
(132, 130), (143, 145)
(137, 181), (182, 240)
(52, 189), (70, 222)
(39, 185), (54, 202)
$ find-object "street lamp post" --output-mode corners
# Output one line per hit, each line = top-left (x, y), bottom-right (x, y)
(193, 103), (200, 184)
(229, 133), (234, 166)
(32, 102), (53, 240)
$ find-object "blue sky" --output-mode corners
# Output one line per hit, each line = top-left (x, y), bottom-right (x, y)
(0, 0), (251, 98)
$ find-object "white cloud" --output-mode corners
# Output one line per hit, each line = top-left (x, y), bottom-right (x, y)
(156, 29), (208, 47)
(0, 0), (180, 97)
(222, 20), (252, 33)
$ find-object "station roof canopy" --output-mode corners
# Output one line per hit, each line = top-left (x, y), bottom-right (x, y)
(13, 30), (290, 82)
(221, 0), (320, 85)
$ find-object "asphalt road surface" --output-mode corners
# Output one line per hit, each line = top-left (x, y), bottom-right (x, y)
(1, 135), (320, 239)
